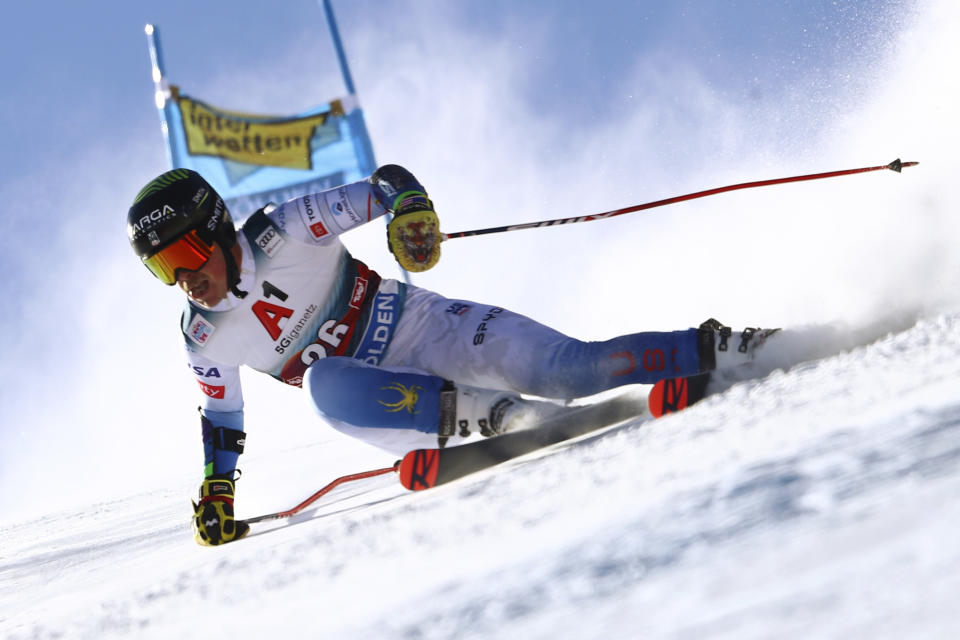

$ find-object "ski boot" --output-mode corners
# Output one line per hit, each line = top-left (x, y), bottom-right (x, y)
(697, 317), (781, 372)
(437, 382), (564, 447)
(649, 318), (781, 417)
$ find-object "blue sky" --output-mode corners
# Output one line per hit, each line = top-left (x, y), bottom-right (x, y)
(3, 0), (955, 521)
(0, 0), (908, 188)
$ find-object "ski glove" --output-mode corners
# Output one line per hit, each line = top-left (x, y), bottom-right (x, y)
(387, 191), (441, 272)
(192, 475), (250, 546)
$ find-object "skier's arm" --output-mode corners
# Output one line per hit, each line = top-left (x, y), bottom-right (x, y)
(185, 346), (249, 545)
(185, 346), (245, 475)
(269, 164), (441, 271)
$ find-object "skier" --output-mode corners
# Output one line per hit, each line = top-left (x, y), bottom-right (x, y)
(127, 165), (772, 545)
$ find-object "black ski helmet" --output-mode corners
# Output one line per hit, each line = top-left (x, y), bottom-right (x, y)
(127, 169), (240, 290)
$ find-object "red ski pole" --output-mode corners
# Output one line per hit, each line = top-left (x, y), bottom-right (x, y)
(242, 462), (399, 524)
(442, 158), (918, 241)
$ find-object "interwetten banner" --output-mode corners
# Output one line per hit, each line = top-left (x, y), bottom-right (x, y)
(162, 86), (376, 215)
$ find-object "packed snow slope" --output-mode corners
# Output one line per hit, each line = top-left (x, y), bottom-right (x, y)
(3, 311), (959, 639)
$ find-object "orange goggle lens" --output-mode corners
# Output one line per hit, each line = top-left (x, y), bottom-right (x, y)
(142, 231), (214, 285)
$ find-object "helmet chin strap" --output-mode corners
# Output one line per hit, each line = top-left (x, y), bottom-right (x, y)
(220, 241), (248, 299)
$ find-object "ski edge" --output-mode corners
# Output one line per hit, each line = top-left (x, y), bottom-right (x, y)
(399, 391), (647, 491)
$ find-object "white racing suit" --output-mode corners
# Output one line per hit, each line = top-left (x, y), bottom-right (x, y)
(183, 168), (703, 474)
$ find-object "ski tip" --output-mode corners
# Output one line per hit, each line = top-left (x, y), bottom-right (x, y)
(648, 377), (691, 418)
(649, 381), (664, 418)
(398, 448), (441, 491)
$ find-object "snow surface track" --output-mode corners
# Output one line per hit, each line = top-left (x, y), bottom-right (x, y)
(3, 313), (960, 639)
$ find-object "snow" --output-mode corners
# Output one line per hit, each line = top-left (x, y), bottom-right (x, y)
(4, 314), (960, 639)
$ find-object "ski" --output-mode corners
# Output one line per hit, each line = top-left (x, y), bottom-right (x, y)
(648, 372), (712, 418)
(398, 391), (646, 490)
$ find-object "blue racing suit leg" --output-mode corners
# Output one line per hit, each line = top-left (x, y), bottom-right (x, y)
(304, 357), (444, 433)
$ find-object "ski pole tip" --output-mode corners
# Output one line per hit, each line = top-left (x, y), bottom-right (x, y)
(888, 158), (919, 173)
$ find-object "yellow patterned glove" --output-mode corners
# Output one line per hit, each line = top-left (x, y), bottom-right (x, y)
(192, 475), (250, 546)
(387, 191), (441, 272)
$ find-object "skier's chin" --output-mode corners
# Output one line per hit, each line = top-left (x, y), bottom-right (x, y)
(191, 295), (215, 309)
(188, 280), (220, 308)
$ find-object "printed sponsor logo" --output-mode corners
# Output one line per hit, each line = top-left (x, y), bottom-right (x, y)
(399, 449), (439, 490)
(131, 204), (176, 235)
(189, 365), (221, 377)
(197, 380), (225, 399)
(326, 187), (362, 230)
(252, 299), (294, 341)
(255, 225), (285, 258)
(296, 196), (330, 241)
(296, 194), (329, 242)
(445, 302), (471, 316)
(274, 303), (318, 355)
(349, 276), (368, 310)
(473, 307), (503, 346)
(356, 292), (398, 365)
(177, 93), (333, 170)
(656, 378), (689, 414)
(375, 177), (398, 198)
(301, 195), (317, 220)
(309, 220), (329, 239)
(378, 382), (422, 414)
(188, 314), (216, 346)
(206, 197), (225, 233)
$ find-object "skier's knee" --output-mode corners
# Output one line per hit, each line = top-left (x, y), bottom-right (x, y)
(304, 357), (444, 432)
(304, 357), (367, 423)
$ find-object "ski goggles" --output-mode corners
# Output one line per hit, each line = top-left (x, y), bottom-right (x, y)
(142, 230), (214, 285)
